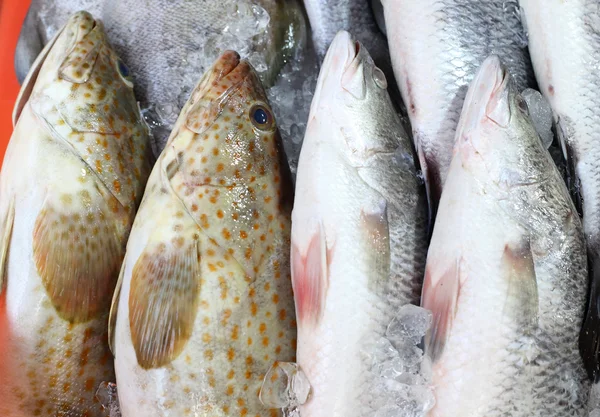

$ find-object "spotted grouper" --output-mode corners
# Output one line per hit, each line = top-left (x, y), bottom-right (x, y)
(0, 10), (151, 416)
(109, 50), (297, 416)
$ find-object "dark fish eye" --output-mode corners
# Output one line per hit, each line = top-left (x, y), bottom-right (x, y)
(117, 59), (130, 78)
(250, 104), (274, 130)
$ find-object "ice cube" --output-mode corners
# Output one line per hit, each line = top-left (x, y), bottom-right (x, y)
(386, 305), (433, 347)
(259, 362), (311, 409)
(374, 405), (404, 417)
(590, 410), (600, 417)
(95, 381), (121, 417)
(522, 88), (553, 149)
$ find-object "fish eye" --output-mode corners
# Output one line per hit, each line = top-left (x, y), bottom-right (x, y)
(250, 104), (274, 131)
(372, 66), (387, 89)
(118, 59), (130, 78)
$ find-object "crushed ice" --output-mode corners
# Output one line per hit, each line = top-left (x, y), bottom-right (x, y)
(259, 362), (311, 416)
(522, 88), (553, 149)
(96, 381), (121, 417)
(367, 304), (435, 417)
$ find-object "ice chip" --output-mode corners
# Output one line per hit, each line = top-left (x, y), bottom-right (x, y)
(386, 305), (433, 347)
(374, 405), (404, 417)
(522, 88), (553, 149)
(95, 381), (121, 417)
(590, 410), (600, 417)
(259, 362), (311, 409)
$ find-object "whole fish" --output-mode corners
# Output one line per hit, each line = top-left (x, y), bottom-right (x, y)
(518, 0), (600, 381)
(0, 11), (150, 416)
(16, 0), (308, 155)
(292, 31), (428, 417)
(110, 50), (297, 416)
(422, 55), (588, 416)
(381, 0), (536, 218)
(302, 0), (397, 106)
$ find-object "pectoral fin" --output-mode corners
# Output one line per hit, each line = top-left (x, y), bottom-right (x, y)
(421, 259), (461, 362)
(32, 185), (128, 323)
(129, 226), (202, 369)
(0, 199), (16, 294)
(502, 240), (538, 329)
(291, 220), (329, 326)
(108, 259), (127, 356)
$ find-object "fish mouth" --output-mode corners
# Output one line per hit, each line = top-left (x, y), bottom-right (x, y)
(456, 55), (510, 142)
(193, 51), (252, 101)
(309, 31), (361, 114)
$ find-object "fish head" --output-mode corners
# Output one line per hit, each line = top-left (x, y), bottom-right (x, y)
(14, 10), (143, 137)
(308, 30), (402, 167)
(455, 55), (546, 190)
(167, 50), (291, 195)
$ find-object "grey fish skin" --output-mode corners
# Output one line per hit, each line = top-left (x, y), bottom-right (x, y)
(518, 0), (600, 381)
(382, 0), (536, 220)
(422, 55), (588, 417)
(16, 0), (307, 155)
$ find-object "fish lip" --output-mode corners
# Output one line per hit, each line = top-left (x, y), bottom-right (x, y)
(456, 55), (509, 142)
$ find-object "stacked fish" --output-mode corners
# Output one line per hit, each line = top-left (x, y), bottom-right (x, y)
(3, 0), (600, 416)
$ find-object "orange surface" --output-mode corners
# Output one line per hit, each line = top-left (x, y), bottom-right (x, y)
(0, 0), (31, 166)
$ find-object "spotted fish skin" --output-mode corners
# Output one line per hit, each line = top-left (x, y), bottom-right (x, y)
(0, 11), (151, 417)
(111, 51), (296, 417)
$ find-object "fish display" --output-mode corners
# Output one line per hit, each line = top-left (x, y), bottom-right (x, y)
(109, 50), (297, 416)
(291, 31), (428, 417)
(0, 11), (150, 416)
(422, 55), (588, 416)
(16, 0), (308, 155)
(518, 0), (600, 381)
(381, 0), (535, 218)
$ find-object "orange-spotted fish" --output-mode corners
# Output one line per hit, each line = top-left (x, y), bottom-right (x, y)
(291, 31), (428, 417)
(110, 50), (297, 416)
(0, 11), (151, 416)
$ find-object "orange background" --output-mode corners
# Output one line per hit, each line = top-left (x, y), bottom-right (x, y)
(0, 0), (31, 166)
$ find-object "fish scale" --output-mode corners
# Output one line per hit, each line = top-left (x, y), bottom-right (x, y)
(111, 51), (296, 417)
(0, 11), (151, 416)
(382, 0), (535, 218)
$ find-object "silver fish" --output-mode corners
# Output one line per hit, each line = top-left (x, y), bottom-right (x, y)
(16, 0), (308, 155)
(519, 0), (600, 381)
(382, 0), (536, 218)
(291, 31), (428, 417)
(0, 11), (151, 416)
(422, 55), (588, 416)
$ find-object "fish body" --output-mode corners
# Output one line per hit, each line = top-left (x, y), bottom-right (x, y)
(0, 11), (150, 416)
(382, 0), (535, 216)
(16, 0), (308, 154)
(422, 56), (588, 417)
(292, 31), (428, 417)
(110, 51), (297, 416)
(518, 0), (600, 379)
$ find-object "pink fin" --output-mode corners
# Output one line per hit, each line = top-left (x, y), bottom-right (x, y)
(421, 260), (460, 362)
(291, 222), (329, 326)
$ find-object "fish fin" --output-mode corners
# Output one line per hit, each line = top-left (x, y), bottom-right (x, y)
(502, 240), (539, 329)
(291, 219), (329, 326)
(108, 258), (127, 356)
(360, 199), (390, 288)
(32, 185), (128, 323)
(421, 259), (460, 361)
(13, 22), (64, 126)
(580, 246), (600, 381)
(129, 228), (201, 369)
(14, 5), (43, 85)
(0, 199), (16, 294)
(415, 138), (441, 233)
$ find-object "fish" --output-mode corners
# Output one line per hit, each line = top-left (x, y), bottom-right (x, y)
(421, 55), (588, 416)
(302, 0), (398, 107)
(16, 0), (308, 155)
(518, 0), (600, 381)
(291, 31), (428, 417)
(0, 10), (151, 416)
(381, 0), (536, 219)
(109, 50), (297, 416)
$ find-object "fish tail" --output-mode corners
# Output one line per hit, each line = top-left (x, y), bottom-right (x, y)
(579, 246), (600, 381)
